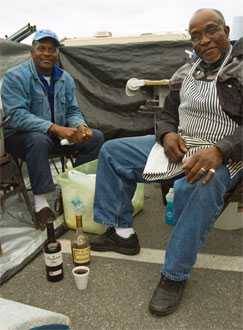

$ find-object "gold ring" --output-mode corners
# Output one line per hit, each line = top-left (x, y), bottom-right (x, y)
(209, 168), (216, 174)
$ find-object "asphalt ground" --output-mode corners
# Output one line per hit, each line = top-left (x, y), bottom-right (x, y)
(1, 182), (243, 330)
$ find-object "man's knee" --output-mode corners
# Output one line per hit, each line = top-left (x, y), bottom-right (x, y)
(174, 177), (192, 195)
(92, 129), (104, 147)
(100, 138), (128, 160)
(174, 165), (230, 196)
(100, 139), (117, 159)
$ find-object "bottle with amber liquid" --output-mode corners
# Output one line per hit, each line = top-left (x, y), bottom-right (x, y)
(71, 198), (90, 266)
(43, 220), (64, 282)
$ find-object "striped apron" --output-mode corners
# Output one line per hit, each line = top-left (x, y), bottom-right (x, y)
(143, 45), (242, 181)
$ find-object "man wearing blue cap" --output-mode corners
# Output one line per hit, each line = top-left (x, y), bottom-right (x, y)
(1, 29), (104, 230)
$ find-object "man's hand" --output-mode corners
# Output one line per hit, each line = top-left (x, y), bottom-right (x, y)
(163, 132), (187, 162)
(49, 124), (92, 143)
(182, 146), (224, 184)
(77, 124), (93, 142)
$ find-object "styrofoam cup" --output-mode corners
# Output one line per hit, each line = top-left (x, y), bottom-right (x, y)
(72, 266), (90, 290)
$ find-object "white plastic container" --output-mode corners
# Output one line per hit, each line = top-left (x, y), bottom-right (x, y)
(214, 202), (243, 230)
(165, 188), (175, 225)
(57, 160), (144, 234)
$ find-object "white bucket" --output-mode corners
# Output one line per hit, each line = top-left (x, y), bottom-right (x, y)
(214, 202), (243, 230)
(230, 16), (243, 40)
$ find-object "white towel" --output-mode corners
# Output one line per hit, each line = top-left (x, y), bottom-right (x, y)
(143, 142), (169, 180)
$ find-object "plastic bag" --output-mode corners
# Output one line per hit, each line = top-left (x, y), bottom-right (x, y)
(57, 160), (144, 234)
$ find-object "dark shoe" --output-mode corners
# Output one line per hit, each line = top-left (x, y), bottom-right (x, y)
(149, 275), (186, 316)
(90, 227), (140, 255)
(35, 207), (56, 231)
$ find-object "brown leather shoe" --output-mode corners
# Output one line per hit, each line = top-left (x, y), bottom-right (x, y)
(35, 207), (56, 231)
(149, 275), (186, 316)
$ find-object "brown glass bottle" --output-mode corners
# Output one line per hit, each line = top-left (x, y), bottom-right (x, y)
(43, 220), (64, 282)
(71, 215), (90, 266)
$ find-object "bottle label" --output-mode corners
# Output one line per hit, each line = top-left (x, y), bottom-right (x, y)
(72, 247), (90, 264)
(44, 252), (63, 267)
(48, 269), (63, 277)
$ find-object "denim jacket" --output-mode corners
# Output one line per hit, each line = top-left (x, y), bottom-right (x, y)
(156, 38), (243, 162)
(1, 59), (86, 138)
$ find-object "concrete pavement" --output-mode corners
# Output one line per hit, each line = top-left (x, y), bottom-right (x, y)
(1, 183), (243, 329)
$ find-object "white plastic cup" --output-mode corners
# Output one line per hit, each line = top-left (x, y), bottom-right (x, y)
(72, 266), (90, 290)
(60, 139), (74, 146)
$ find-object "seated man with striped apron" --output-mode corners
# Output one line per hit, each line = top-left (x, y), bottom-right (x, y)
(91, 8), (243, 316)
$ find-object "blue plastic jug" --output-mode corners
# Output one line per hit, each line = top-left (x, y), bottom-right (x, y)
(165, 188), (175, 225)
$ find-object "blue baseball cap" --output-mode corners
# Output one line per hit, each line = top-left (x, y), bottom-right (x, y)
(33, 29), (60, 46)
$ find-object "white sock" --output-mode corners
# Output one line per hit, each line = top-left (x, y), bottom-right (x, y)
(115, 227), (135, 239)
(34, 194), (49, 212)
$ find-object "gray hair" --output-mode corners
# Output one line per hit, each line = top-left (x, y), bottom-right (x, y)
(193, 8), (226, 26)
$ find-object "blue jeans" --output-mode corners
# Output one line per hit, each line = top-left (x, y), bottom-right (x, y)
(94, 135), (242, 280)
(5, 129), (104, 194)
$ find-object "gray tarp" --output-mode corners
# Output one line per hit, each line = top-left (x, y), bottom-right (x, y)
(0, 38), (191, 138)
(60, 40), (191, 138)
(0, 39), (30, 76)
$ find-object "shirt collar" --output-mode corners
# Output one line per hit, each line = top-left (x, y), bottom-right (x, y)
(36, 64), (63, 82)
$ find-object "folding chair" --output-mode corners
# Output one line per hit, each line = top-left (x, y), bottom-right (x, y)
(0, 153), (37, 225)
(0, 153), (74, 225)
